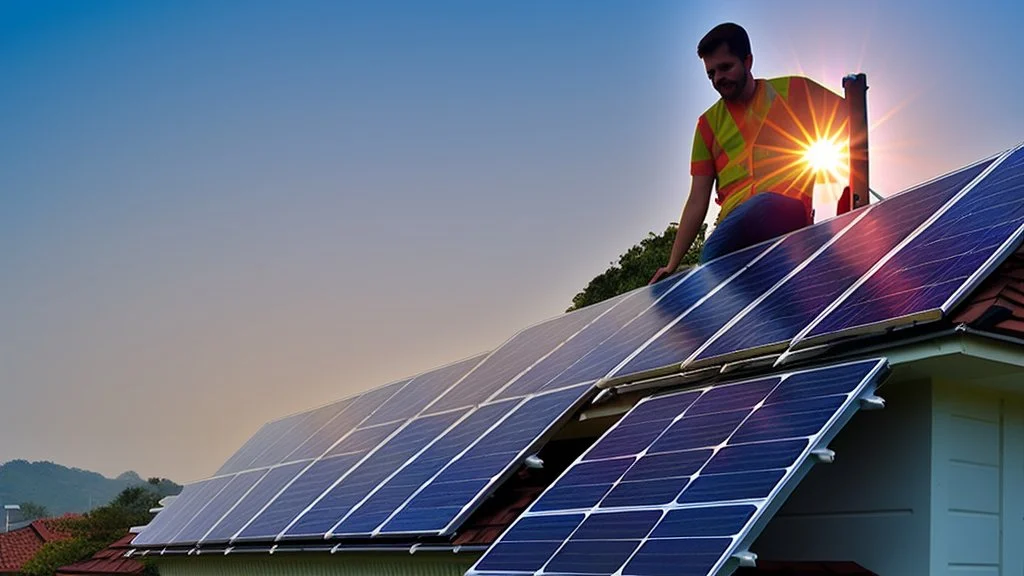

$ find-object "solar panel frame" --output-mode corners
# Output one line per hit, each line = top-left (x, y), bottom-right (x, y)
(791, 143), (1024, 350)
(466, 358), (891, 576)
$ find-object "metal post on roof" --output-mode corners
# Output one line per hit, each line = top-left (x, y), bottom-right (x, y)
(844, 73), (870, 209)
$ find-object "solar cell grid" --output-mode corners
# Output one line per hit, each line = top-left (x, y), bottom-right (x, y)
(200, 461), (308, 544)
(799, 145), (1024, 345)
(278, 408), (471, 539)
(613, 208), (860, 381)
(379, 384), (590, 535)
(537, 242), (771, 393)
(424, 296), (621, 415)
(468, 358), (889, 576)
(496, 283), (676, 399)
(690, 159), (992, 367)
(169, 469), (267, 545)
(332, 399), (519, 536)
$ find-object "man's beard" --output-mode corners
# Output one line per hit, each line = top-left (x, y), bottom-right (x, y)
(717, 73), (748, 101)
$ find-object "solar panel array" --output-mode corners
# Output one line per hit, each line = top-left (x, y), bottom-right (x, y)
(133, 144), (1024, 550)
(468, 358), (890, 576)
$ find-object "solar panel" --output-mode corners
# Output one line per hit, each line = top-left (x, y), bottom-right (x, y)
(362, 354), (486, 427)
(467, 358), (890, 576)
(797, 144), (1024, 345)
(609, 208), (862, 381)
(282, 384), (405, 462)
(495, 279), (681, 399)
(201, 461), (308, 544)
(330, 399), (519, 536)
(244, 410), (470, 540)
(423, 295), (623, 415)
(133, 478), (230, 547)
(169, 469), (267, 545)
(687, 158), (993, 368)
(531, 242), (772, 393)
(377, 384), (590, 535)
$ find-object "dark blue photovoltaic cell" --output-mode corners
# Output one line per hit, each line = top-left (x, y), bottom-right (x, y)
(599, 478), (689, 507)
(333, 401), (516, 535)
(502, 514), (584, 542)
(545, 540), (643, 574)
(281, 409), (468, 538)
(497, 283), (676, 399)
(701, 439), (809, 475)
(235, 453), (363, 540)
(581, 391), (701, 461)
(200, 462), (312, 543)
(381, 386), (586, 534)
(132, 481), (210, 546)
(531, 482), (619, 512)
(649, 409), (750, 454)
(621, 449), (710, 481)
(650, 506), (756, 538)
(685, 377), (779, 415)
(362, 355), (485, 426)
(807, 148), (1024, 340)
(467, 359), (889, 576)
(425, 299), (619, 414)
(285, 385), (405, 461)
(541, 244), (769, 391)
(765, 362), (871, 403)
(677, 469), (786, 504)
(623, 538), (733, 576)
(474, 541), (564, 573)
(574, 510), (662, 540)
(618, 211), (854, 377)
(169, 469), (267, 544)
(695, 160), (991, 364)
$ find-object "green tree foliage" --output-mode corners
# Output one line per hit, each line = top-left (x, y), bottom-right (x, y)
(18, 501), (49, 520)
(567, 225), (705, 312)
(22, 486), (163, 576)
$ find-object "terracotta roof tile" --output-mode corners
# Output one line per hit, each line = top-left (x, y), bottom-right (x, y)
(0, 516), (77, 573)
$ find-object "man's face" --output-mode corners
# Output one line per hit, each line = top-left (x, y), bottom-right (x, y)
(703, 43), (751, 101)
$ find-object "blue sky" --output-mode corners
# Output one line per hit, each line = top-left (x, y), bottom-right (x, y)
(2, 0), (1022, 482)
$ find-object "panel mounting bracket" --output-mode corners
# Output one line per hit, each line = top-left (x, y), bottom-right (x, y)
(731, 550), (758, 567)
(811, 448), (836, 463)
(860, 395), (885, 410)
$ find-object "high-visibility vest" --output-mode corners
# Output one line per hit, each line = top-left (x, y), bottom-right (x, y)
(691, 76), (848, 222)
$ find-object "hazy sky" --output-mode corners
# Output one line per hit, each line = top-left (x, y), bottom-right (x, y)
(3, 0), (1022, 483)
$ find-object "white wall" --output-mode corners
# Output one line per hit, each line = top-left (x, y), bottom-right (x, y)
(929, 381), (1024, 576)
(752, 378), (934, 575)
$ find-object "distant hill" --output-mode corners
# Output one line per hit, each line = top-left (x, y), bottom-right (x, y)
(0, 460), (181, 516)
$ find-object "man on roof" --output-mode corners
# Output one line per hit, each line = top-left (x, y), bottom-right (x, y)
(650, 22), (847, 284)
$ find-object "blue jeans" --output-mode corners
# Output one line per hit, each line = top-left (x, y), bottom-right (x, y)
(701, 192), (810, 264)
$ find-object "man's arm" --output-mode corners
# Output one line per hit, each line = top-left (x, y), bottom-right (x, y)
(649, 174), (714, 284)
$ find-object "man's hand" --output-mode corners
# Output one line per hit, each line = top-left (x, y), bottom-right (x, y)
(649, 266), (673, 285)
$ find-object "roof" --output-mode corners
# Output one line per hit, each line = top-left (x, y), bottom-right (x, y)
(0, 517), (76, 573)
(953, 247), (1024, 335)
(56, 534), (145, 576)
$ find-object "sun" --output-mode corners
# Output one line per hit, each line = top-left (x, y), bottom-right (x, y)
(803, 136), (847, 181)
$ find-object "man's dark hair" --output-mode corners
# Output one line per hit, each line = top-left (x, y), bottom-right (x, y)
(697, 22), (751, 60)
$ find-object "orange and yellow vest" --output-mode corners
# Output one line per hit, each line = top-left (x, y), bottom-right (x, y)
(691, 76), (848, 223)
